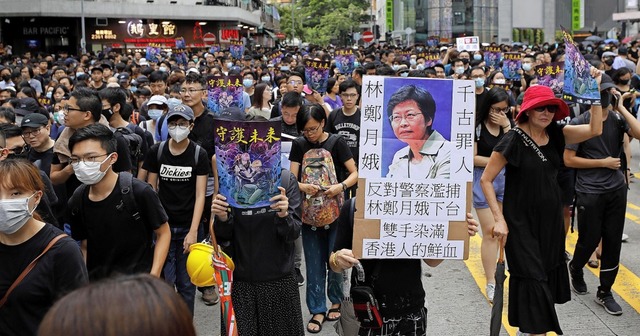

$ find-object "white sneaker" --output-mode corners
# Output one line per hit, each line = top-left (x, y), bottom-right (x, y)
(486, 283), (495, 303)
(622, 233), (629, 242)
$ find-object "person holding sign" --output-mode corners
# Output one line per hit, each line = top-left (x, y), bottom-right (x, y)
(481, 68), (604, 335)
(386, 85), (452, 179)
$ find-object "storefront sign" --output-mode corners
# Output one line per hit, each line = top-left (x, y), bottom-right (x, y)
(127, 20), (177, 38)
(23, 26), (70, 35)
(91, 29), (117, 40)
(219, 29), (240, 43)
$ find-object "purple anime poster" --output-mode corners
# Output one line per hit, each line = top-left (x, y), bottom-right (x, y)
(502, 52), (522, 80)
(535, 62), (565, 95)
(174, 52), (188, 66)
(304, 59), (330, 93)
(335, 49), (356, 75)
(145, 46), (161, 61)
(214, 120), (282, 210)
(175, 37), (186, 49)
(206, 75), (244, 116)
(423, 52), (441, 68)
(268, 50), (284, 65)
(483, 46), (502, 69)
(229, 41), (245, 60)
(562, 28), (600, 105)
(426, 36), (440, 47)
(209, 44), (221, 54)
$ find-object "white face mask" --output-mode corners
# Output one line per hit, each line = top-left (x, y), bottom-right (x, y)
(72, 154), (113, 185)
(455, 67), (465, 75)
(226, 62), (234, 69)
(0, 193), (37, 234)
(169, 126), (190, 143)
(148, 109), (163, 120)
(493, 78), (506, 85)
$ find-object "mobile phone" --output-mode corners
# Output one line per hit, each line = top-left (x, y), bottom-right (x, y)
(303, 84), (313, 95)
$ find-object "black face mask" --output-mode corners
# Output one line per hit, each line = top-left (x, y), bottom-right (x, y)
(1, 74), (10, 81)
(101, 108), (113, 120)
(619, 79), (630, 85)
(604, 59), (614, 66)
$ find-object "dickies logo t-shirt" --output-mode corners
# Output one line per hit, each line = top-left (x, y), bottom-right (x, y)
(160, 164), (192, 181)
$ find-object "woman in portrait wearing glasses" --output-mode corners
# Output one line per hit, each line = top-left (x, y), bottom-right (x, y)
(472, 87), (513, 303)
(386, 85), (453, 179)
(289, 104), (358, 333)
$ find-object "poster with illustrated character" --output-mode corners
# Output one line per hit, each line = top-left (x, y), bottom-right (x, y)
(483, 46), (502, 69)
(335, 49), (356, 75)
(145, 46), (161, 62)
(303, 59), (330, 94)
(268, 50), (284, 65)
(535, 62), (565, 95)
(502, 52), (522, 80)
(214, 119), (282, 211)
(561, 27), (600, 105)
(353, 76), (474, 260)
(209, 44), (221, 54)
(422, 52), (441, 68)
(229, 41), (245, 60)
(175, 37), (186, 49)
(206, 75), (244, 116)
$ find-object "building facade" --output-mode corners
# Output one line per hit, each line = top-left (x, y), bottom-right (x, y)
(0, 0), (281, 55)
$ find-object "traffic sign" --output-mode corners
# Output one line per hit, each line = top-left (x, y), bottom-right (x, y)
(362, 30), (374, 43)
(203, 32), (216, 45)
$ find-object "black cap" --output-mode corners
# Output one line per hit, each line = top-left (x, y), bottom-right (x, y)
(14, 98), (39, 116)
(600, 73), (617, 91)
(21, 113), (49, 128)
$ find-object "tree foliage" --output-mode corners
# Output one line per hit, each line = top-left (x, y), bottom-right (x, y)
(277, 0), (370, 45)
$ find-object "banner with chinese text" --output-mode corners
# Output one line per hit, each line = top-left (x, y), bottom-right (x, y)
(304, 60), (330, 94)
(335, 49), (356, 75)
(502, 52), (522, 80)
(535, 62), (565, 95)
(354, 76), (473, 260)
(562, 27), (600, 105)
(206, 75), (244, 115)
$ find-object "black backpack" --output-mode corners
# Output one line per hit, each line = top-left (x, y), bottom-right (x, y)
(69, 172), (142, 227)
(114, 125), (143, 175)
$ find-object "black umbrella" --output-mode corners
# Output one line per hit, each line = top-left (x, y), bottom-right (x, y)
(490, 242), (506, 336)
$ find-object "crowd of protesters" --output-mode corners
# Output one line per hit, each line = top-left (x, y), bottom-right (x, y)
(0, 35), (638, 336)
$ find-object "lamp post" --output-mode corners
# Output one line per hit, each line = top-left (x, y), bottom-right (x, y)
(81, 0), (86, 54)
(291, 0), (295, 44)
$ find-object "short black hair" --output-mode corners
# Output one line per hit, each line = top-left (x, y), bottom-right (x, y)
(148, 70), (168, 84)
(183, 72), (206, 88)
(338, 79), (358, 94)
(70, 87), (102, 122)
(375, 66), (395, 76)
(387, 85), (436, 128)
(99, 87), (128, 113)
(353, 66), (365, 78)
(0, 123), (22, 146)
(281, 92), (304, 108)
(69, 123), (117, 154)
(287, 71), (305, 84)
(296, 103), (326, 133)
(0, 107), (16, 124)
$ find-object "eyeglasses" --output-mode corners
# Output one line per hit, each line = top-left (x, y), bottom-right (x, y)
(490, 106), (510, 113)
(533, 105), (559, 113)
(340, 93), (358, 99)
(289, 80), (303, 86)
(389, 112), (422, 124)
(302, 124), (322, 134)
(69, 153), (110, 166)
(1, 145), (28, 155)
(179, 88), (205, 95)
(63, 105), (85, 113)
(22, 127), (44, 138)
(168, 123), (190, 130)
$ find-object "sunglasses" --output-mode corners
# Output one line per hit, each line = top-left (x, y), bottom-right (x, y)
(533, 105), (559, 113)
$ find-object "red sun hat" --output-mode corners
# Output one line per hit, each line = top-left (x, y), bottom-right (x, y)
(516, 85), (570, 122)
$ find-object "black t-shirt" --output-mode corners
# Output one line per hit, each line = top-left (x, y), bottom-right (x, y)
(143, 141), (210, 226)
(28, 146), (54, 178)
(475, 122), (510, 158)
(475, 89), (489, 116)
(332, 199), (425, 317)
(270, 116), (300, 138)
(0, 224), (88, 336)
(69, 174), (168, 280)
(566, 110), (629, 193)
(325, 107), (361, 168)
(189, 108), (216, 159)
(289, 133), (354, 182)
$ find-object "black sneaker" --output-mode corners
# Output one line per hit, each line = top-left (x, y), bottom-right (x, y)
(295, 268), (305, 287)
(568, 261), (588, 295)
(596, 290), (623, 315)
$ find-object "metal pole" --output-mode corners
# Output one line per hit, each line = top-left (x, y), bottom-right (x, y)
(291, 0), (295, 45)
(81, 0), (86, 54)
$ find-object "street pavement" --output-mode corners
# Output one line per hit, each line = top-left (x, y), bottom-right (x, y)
(193, 148), (640, 336)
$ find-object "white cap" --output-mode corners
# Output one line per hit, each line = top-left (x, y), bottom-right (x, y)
(147, 95), (168, 107)
(186, 67), (200, 75)
(139, 58), (149, 66)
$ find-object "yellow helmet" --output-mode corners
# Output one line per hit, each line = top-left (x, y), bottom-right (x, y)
(186, 243), (215, 287)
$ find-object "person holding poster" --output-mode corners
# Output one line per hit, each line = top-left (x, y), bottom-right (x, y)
(481, 69), (604, 335)
(386, 85), (452, 179)
(289, 104), (358, 333)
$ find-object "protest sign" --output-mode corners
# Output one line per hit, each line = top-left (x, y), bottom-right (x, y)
(562, 28), (600, 105)
(304, 59), (331, 94)
(209, 44), (221, 54)
(354, 76), (474, 260)
(145, 46), (161, 62)
(456, 36), (480, 51)
(214, 119), (282, 211)
(484, 46), (502, 69)
(175, 37), (186, 49)
(206, 75), (244, 115)
(229, 41), (245, 60)
(535, 62), (565, 95)
(422, 52), (441, 68)
(335, 49), (356, 75)
(502, 52), (522, 80)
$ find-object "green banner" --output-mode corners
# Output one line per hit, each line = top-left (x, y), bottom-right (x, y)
(386, 0), (394, 33)
(572, 0), (583, 31)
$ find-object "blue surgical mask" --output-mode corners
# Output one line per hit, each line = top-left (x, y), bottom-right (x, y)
(159, 66), (168, 72)
(243, 79), (254, 88)
(167, 97), (182, 108)
(400, 72), (409, 77)
(392, 65), (399, 71)
(410, 59), (417, 66)
(261, 76), (270, 82)
(226, 62), (234, 68)
(522, 63), (532, 71)
(130, 86), (137, 93)
(148, 109), (163, 120)
(280, 66), (290, 72)
(474, 54), (482, 61)
(46, 91), (52, 99)
(416, 64), (425, 71)
(455, 67), (465, 75)
(475, 77), (485, 88)
(354, 61), (360, 67)
(76, 71), (85, 77)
